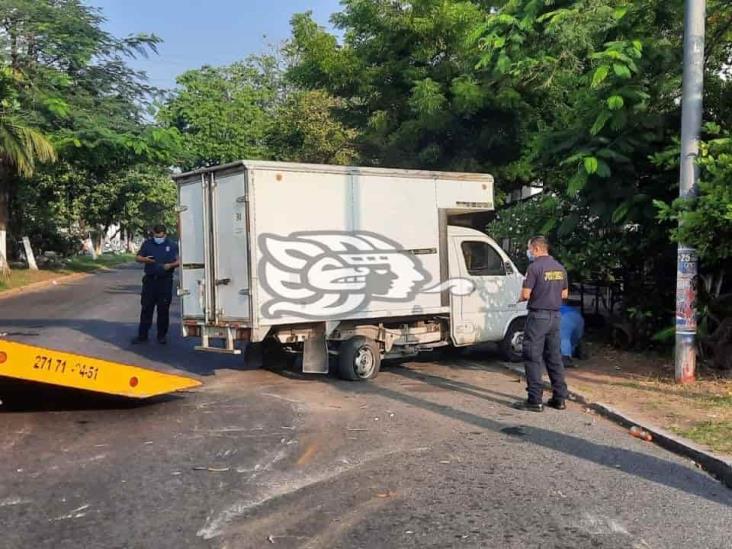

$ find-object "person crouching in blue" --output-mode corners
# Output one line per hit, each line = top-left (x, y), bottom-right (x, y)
(560, 302), (585, 368)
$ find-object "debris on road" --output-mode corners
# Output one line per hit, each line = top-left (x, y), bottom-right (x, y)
(629, 426), (653, 442)
(193, 466), (230, 472)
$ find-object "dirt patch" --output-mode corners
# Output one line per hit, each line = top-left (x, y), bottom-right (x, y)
(566, 342), (732, 456)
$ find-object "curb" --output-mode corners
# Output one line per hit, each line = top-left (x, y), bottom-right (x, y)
(0, 271), (95, 301)
(500, 362), (732, 489)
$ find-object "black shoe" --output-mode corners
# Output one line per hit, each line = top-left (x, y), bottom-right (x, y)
(157, 336), (167, 345)
(562, 355), (577, 368)
(131, 336), (148, 345)
(512, 400), (544, 412)
(547, 398), (566, 410)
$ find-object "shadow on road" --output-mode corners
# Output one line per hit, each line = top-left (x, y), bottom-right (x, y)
(0, 264), (246, 377)
(0, 318), (246, 378)
(0, 378), (181, 413)
(270, 362), (732, 507)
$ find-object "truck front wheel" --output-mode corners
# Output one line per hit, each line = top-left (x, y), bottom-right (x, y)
(338, 336), (381, 381)
(500, 318), (526, 363)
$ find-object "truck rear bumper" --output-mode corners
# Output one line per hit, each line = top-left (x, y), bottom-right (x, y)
(182, 321), (250, 354)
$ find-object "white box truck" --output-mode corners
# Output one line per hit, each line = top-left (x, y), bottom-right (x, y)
(174, 160), (527, 380)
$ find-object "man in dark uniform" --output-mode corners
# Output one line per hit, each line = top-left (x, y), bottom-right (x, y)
(514, 236), (569, 412)
(132, 224), (179, 345)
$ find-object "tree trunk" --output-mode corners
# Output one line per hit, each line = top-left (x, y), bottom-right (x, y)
(125, 228), (137, 254)
(92, 231), (103, 257)
(0, 171), (10, 273)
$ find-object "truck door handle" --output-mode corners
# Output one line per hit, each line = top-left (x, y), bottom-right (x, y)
(215, 278), (231, 286)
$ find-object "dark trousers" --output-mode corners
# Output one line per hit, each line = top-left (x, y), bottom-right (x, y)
(522, 310), (568, 403)
(139, 275), (173, 339)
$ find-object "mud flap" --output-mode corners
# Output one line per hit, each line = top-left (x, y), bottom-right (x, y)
(243, 341), (263, 369)
(302, 323), (329, 374)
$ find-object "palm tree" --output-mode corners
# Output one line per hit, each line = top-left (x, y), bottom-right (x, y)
(0, 116), (56, 176)
(0, 115), (57, 278)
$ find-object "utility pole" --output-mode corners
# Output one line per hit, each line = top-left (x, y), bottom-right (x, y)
(675, 0), (706, 383)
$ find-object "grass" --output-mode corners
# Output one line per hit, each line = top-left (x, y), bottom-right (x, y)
(608, 379), (732, 407)
(64, 253), (136, 272)
(565, 341), (732, 455)
(672, 421), (732, 455)
(0, 253), (135, 291)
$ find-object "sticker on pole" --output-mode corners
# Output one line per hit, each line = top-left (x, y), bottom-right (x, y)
(675, 247), (698, 334)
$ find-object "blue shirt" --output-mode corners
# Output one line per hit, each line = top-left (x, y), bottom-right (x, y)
(523, 255), (568, 311)
(138, 238), (179, 277)
(560, 305), (585, 356)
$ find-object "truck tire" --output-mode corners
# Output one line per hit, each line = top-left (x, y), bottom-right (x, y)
(337, 336), (381, 381)
(500, 318), (525, 363)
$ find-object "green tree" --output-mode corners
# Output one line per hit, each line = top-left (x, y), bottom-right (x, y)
(655, 131), (732, 363)
(0, 0), (180, 257)
(267, 89), (358, 164)
(475, 0), (731, 346)
(287, 2), (516, 173)
(0, 66), (56, 272)
(159, 56), (280, 170)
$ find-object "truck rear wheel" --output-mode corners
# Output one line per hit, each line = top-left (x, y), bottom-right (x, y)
(500, 318), (525, 363)
(338, 336), (381, 381)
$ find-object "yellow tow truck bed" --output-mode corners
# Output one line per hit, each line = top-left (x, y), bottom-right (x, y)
(0, 339), (201, 399)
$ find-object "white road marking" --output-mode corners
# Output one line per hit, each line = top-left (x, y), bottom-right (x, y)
(51, 504), (90, 521)
(0, 497), (31, 507)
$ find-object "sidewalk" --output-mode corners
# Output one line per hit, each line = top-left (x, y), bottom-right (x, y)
(563, 342), (731, 457)
(498, 341), (732, 487)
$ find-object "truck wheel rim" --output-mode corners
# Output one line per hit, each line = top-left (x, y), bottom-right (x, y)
(354, 347), (375, 377)
(511, 331), (524, 355)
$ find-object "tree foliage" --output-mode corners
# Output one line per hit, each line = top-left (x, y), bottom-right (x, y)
(2, 0), (731, 357)
(266, 89), (358, 165)
(159, 57), (279, 170)
(0, 0), (181, 258)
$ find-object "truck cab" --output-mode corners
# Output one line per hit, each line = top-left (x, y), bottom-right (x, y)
(447, 225), (526, 349)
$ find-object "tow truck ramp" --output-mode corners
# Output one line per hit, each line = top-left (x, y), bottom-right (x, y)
(0, 339), (201, 399)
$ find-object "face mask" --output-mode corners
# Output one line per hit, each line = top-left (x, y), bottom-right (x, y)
(526, 249), (535, 262)
(154, 237), (165, 245)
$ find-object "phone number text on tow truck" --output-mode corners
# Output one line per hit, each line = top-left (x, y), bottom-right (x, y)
(33, 354), (100, 381)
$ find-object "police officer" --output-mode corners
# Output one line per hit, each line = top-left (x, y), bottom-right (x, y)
(514, 236), (569, 412)
(131, 224), (179, 345)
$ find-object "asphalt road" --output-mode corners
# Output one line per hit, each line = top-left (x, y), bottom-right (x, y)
(0, 265), (730, 549)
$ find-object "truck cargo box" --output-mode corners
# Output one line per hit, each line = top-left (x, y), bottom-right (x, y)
(174, 161), (495, 331)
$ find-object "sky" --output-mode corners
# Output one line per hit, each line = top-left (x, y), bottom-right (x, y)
(85, 0), (343, 89)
